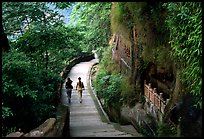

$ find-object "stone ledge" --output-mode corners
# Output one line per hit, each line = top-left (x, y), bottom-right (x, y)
(6, 132), (24, 137)
(23, 118), (56, 137)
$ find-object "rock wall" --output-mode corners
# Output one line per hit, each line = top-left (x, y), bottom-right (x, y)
(120, 103), (157, 136)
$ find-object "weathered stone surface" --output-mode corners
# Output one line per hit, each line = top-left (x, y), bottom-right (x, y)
(23, 118), (56, 137)
(120, 102), (157, 136)
(6, 132), (24, 137)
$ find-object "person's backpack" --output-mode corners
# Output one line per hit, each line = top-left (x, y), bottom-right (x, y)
(65, 82), (68, 89)
(81, 82), (84, 88)
(78, 82), (84, 88)
(66, 81), (73, 89)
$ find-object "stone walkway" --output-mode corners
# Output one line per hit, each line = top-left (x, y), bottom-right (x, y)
(61, 58), (142, 137)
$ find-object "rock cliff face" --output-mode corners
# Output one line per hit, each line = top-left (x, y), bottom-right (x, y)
(120, 103), (157, 134)
(98, 2), (202, 137)
(110, 1), (178, 124)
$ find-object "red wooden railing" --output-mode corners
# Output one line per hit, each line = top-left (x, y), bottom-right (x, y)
(110, 34), (170, 114)
(144, 80), (169, 114)
(111, 34), (131, 70)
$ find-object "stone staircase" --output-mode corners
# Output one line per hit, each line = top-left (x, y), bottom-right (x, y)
(67, 90), (133, 137)
(61, 60), (142, 137)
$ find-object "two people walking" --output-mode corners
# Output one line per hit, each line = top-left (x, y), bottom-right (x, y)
(65, 77), (85, 104)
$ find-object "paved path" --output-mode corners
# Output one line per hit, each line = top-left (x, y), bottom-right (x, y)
(61, 58), (142, 137)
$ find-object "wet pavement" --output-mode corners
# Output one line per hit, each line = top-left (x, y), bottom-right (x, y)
(61, 58), (142, 137)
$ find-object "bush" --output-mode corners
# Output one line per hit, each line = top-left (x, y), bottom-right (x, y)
(120, 76), (138, 107)
(94, 69), (122, 108)
(156, 122), (177, 137)
(2, 49), (60, 136)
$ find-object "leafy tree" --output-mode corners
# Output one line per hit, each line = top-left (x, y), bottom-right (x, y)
(3, 2), (85, 71)
(69, 2), (112, 54)
(51, 2), (73, 9)
(2, 2), (88, 136)
(2, 50), (38, 135)
(2, 48), (62, 136)
(94, 70), (122, 108)
(2, 2), (112, 136)
(163, 2), (202, 108)
(2, 2), (46, 39)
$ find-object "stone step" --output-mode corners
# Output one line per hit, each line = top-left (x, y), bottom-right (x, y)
(61, 60), (140, 137)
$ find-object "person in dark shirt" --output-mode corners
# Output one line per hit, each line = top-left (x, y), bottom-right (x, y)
(65, 77), (73, 103)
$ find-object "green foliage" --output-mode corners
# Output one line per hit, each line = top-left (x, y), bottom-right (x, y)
(70, 2), (112, 51)
(115, 2), (126, 23)
(2, 1), (102, 136)
(95, 47), (105, 62)
(94, 45), (125, 107)
(2, 105), (13, 120)
(99, 45), (113, 69)
(156, 122), (177, 137)
(120, 76), (137, 106)
(2, 102), (13, 128)
(111, 2), (132, 41)
(163, 2), (202, 108)
(51, 2), (73, 9)
(2, 2), (83, 74)
(2, 49), (61, 136)
(137, 58), (149, 74)
(3, 126), (17, 137)
(94, 70), (110, 99)
(94, 70), (122, 108)
(2, 50), (38, 99)
(105, 74), (122, 107)
(2, 2), (48, 38)
(13, 24), (84, 73)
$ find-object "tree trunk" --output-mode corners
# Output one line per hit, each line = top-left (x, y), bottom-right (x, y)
(130, 27), (136, 85)
(45, 50), (49, 74)
(1, 23), (10, 52)
(43, 7), (48, 77)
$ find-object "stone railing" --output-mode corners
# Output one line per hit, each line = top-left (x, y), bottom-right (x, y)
(6, 104), (69, 137)
(144, 80), (169, 114)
